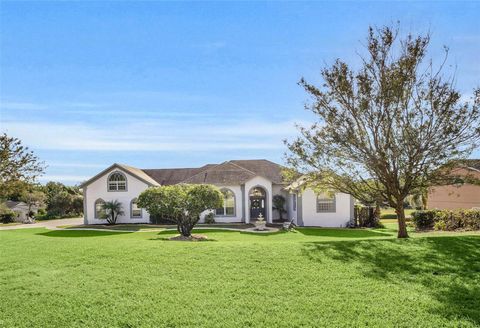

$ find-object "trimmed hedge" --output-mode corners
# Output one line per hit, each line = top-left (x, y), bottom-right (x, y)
(412, 209), (480, 231)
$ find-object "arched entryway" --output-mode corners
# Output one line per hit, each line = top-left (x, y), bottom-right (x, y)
(249, 186), (267, 220)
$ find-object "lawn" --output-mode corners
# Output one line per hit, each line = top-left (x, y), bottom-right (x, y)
(380, 207), (416, 219)
(1, 227), (479, 327)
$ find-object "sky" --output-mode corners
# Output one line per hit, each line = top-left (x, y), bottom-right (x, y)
(1, 1), (479, 185)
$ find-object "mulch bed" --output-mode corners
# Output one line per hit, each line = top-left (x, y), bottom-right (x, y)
(169, 234), (208, 241)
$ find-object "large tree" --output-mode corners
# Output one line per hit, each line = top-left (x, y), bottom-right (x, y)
(138, 184), (223, 238)
(0, 134), (46, 199)
(43, 181), (83, 217)
(286, 25), (480, 238)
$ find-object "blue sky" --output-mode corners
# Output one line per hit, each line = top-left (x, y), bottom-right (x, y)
(1, 1), (479, 185)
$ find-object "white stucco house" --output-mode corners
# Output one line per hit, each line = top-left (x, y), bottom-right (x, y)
(80, 159), (354, 227)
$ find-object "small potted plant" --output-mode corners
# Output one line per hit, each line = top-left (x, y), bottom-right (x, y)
(254, 213), (267, 231)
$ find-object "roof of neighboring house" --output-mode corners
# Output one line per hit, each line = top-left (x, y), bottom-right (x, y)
(464, 159), (480, 172)
(81, 160), (286, 187)
(4, 201), (32, 211)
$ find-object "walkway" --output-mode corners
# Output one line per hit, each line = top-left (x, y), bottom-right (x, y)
(0, 217), (83, 231)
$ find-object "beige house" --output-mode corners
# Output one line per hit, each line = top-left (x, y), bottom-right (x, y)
(427, 160), (480, 210)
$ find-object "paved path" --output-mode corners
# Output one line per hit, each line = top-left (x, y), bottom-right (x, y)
(0, 217), (84, 231)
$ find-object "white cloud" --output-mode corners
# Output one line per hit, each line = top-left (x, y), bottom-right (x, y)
(47, 162), (108, 168)
(1, 118), (302, 152)
(38, 175), (90, 182)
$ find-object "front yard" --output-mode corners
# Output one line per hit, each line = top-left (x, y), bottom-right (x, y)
(1, 225), (479, 327)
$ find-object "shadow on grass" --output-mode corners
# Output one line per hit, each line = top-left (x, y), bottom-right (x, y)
(296, 227), (392, 238)
(36, 230), (132, 238)
(66, 224), (168, 231)
(151, 228), (285, 240)
(301, 236), (480, 325)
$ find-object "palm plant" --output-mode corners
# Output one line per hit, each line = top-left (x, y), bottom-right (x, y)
(101, 200), (124, 225)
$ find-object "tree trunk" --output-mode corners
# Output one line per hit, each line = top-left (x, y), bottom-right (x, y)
(395, 205), (409, 238)
(178, 222), (192, 237)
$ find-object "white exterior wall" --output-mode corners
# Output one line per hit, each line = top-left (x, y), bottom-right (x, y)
(300, 188), (353, 227)
(286, 192), (298, 224)
(84, 168), (151, 224)
(199, 185), (243, 223)
(244, 176), (273, 223)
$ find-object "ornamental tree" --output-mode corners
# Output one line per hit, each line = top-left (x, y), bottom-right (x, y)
(138, 184), (223, 237)
(286, 25), (480, 238)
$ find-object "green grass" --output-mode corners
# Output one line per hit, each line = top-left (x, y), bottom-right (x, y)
(1, 227), (479, 327)
(380, 207), (416, 219)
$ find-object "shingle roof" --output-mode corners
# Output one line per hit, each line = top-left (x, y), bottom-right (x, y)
(230, 159), (285, 184)
(82, 160), (285, 188)
(142, 165), (215, 185)
(5, 200), (26, 209)
(117, 164), (161, 186)
(80, 163), (160, 188)
(143, 160), (285, 185)
(182, 162), (256, 185)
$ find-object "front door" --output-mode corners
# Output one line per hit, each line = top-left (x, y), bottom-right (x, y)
(250, 197), (266, 219)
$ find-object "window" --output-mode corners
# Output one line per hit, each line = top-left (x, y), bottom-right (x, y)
(215, 189), (235, 216)
(292, 194), (297, 211)
(131, 199), (142, 218)
(94, 199), (106, 219)
(316, 194), (336, 213)
(249, 187), (265, 197)
(108, 172), (127, 191)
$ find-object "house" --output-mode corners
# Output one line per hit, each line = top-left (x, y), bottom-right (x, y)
(427, 159), (480, 210)
(4, 201), (38, 222)
(80, 159), (354, 226)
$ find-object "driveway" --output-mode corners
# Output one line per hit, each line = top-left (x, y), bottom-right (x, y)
(0, 217), (84, 231)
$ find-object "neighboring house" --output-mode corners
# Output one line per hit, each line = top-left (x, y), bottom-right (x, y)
(80, 159), (354, 227)
(427, 159), (480, 210)
(4, 201), (38, 222)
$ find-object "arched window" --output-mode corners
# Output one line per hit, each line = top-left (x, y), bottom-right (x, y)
(249, 187), (266, 197)
(215, 189), (235, 216)
(316, 194), (336, 213)
(108, 171), (127, 191)
(94, 198), (106, 219)
(131, 198), (142, 218)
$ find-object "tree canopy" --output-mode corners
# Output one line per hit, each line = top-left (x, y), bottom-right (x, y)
(286, 25), (480, 238)
(0, 133), (46, 199)
(138, 184), (223, 237)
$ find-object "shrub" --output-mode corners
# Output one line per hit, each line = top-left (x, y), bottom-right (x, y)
(412, 209), (480, 231)
(1, 211), (17, 224)
(411, 210), (439, 230)
(0, 204), (17, 223)
(204, 212), (215, 224)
